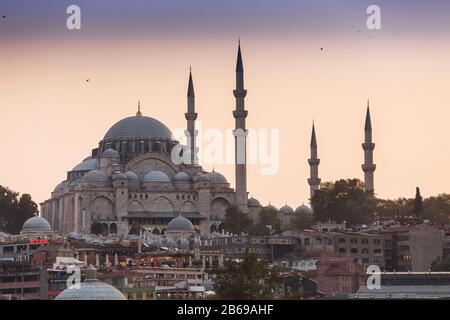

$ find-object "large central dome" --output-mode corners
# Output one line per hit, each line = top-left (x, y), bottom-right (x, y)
(104, 115), (173, 140)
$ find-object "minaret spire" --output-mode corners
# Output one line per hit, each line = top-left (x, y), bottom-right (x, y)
(308, 121), (321, 199)
(185, 68), (198, 165)
(233, 41), (248, 212)
(136, 100), (142, 117)
(362, 101), (376, 193)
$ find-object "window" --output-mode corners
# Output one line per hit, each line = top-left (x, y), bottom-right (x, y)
(304, 238), (310, 245)
(373, 249), (381, 254)
(373, 239), (381, 245)
(362, 248), (369, 254)
(351, 248), (358, 254)
(339, 248), (346, 253)
(350, 238), (358, 244)
(362, 258), (369, 264)
(339, 238), (346, 243)
(361, 239), (369, 244)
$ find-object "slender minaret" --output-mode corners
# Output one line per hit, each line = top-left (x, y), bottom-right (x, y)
(233, 42), (248, 212)
(185, 68), (198, 165)
(308, 122), (321, 199)
(362, 101), (376, 193)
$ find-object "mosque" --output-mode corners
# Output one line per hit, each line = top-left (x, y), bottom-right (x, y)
(39, 44), (376, 237)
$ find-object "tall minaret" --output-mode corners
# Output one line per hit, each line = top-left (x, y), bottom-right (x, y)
(308, 122), (321, 199)
(233, 42), (248, 211)
(185, 68), (198, 165)
(362, 101), (376, 193)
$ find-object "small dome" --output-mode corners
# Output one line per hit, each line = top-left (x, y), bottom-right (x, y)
(206, 171), (227, 184)
(165, 238), (178, 247)
(53, 182), (63, 193)
(173, 171), (191, 182)
(167, 214), (194, 233)
(280, 204), (294, 214)
(72, 157), (99, 172)
(82, 170), (110, 182)
(103, 116), (173, 141)
(101, 148), (120, 158)
(112, 171), (127, 180)
(143, 170), (170, 182)
(266, 203), (278, 211)
(248, 197), (261, 207)
(151, 238), (163, 248)
(125, 171), (139, 181)
(295, 204), (313, 215)
(21, 216), (51, 233)
(179, 238), (189, 249)
(55, 280), (125, 300)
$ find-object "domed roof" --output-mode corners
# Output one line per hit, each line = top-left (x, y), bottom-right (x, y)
(55, 280), (125, 300)
(151, 238), (163, 248)
(280, 204), (294, 214)
(125, 171), (139, 181)
(178, 238), (189, 249)
(53, 182), (63, 193)
(266, 203), (278, 211)
(21, 216), (51, 233)
(173, 171), (191, 182)
(101, 148), (120, 158)
(167, 214), (194, 233)
(112, 171), (127, 180)
(295, 204), (313, 215)
(143, 170), (170, 182)
(206, 171), (227, 184)
(248, 196), (261, 207)
(104, 116), (172, 141)
(72, 157), (99, 172)
(165, 238), (178, 247)
(82, 170), (110, 182)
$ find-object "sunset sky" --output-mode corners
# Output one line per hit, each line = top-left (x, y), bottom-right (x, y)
(1, 0), (449, 208)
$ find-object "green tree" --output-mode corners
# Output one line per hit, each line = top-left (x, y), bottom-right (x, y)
(250, 207), (282, 235)
(214, 252), (281, 299)
(413, 187), (423, 217)
(311, 179), (376, 226)
(0, 185), (38, 234)
(220, 205), (252, 235)
(422, 194), (450, 225)
(288, 213), (314, 230)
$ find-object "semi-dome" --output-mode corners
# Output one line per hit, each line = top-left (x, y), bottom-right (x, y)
(21, 216), (52, 234)
(55, 280), (125, 300)
(280, 204), (294, 214)
(295, 204), (313, 215)
(165, 238), (178, 247)
(53, 182), (63, 193)
(151, 238), (163, 248)
(82, 170), (110, 182)
(173, 171), (191, 182)
(72, 157), (99, 172)
(248, 196), (261, 207)
(206, 171), (227, 184)
(101, 148), (120, 158)
(125, 171), (139, 181)
(143, 170), (170, 182)
(167, 214), (194, 233)
(103, 116), (173, 141)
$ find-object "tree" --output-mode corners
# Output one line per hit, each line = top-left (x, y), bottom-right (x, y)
(311, 179), (376, 226)
(413, 187), (423, 217)
(213, 252), (281, 299)
(288, 213), (314, 230)
(250, 207), (282, 236)
(220, 205), (252, 235)
(422, 194), (450, 225)
(0, 185), (38, 234)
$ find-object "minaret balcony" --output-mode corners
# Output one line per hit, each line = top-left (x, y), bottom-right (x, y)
(233, 89), (247, 98)
(308, 159), (320, 165)
(308, 178), (321, 185)
(233, 110), (248, 118)
(362, 164), (376, 171)
(362, 143), (375, 151)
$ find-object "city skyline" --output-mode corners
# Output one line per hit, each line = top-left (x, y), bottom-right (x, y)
(1, 0), (450, 207)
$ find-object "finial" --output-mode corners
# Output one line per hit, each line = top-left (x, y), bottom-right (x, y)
(136, 100), (142, 117)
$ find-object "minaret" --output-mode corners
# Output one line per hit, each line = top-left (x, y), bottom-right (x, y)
(308, 122), (321, 199)
(185, 68), (198, 165)
(233, 41), (248, 212)
(362, 101), (376, 193)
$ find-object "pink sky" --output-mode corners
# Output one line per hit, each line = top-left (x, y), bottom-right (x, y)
(1, 33), (449, 208)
